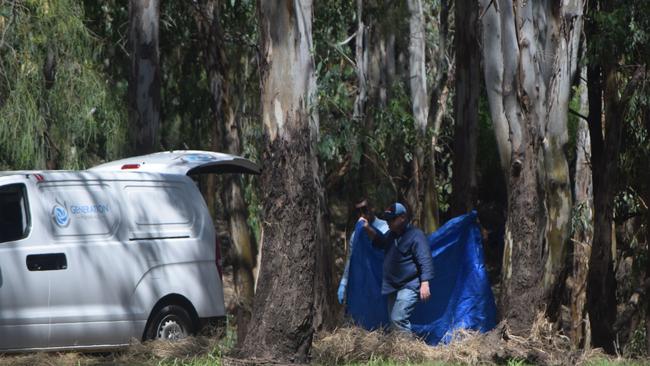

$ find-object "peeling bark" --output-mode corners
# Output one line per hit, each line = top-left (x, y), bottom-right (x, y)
(567, 72), (592, 348)
(128, 0), (161, 154)
(240, 1), (334, 361)
(480, 0), (583, 333)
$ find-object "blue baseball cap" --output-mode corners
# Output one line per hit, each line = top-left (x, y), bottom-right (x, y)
(379, 202), (407, 220)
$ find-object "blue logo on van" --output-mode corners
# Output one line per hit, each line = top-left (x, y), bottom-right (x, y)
(53, 205), (70, 227)
(70, 204), (110, 215)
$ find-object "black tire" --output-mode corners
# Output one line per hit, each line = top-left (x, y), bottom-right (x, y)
(145, 304), (195, 340)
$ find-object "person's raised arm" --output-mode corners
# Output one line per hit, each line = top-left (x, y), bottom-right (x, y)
(358, 217), (390, 249)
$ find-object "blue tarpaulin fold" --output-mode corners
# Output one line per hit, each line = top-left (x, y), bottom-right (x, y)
(346, 211), (497, 345)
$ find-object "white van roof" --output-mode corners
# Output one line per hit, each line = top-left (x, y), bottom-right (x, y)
(89, 150), (260, 175)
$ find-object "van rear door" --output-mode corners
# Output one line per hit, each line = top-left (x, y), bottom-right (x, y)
(89, 151), (260, 176)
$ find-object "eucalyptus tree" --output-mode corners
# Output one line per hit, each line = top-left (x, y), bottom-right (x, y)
(191, 0), (257, 345)
(240, 0), (335, 361)
(0, 0), (125, 170)
(585, 0), (649, 352)
(406, 0), (437, 231)
(422, 0), (452, 231)
(480, 0), (583, 332)
(357, 1), (401, 200)
(449, 0), (479, 216)
(567, 73), (593, 348)
(354, 1), (449, 231)
(128, 0), (161, 154)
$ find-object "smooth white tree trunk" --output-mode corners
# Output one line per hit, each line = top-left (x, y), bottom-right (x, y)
(406, 0), (432, 227)
(480, 0), (583, 332)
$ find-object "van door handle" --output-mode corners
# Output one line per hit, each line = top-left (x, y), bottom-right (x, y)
(26, 253), (68, 271)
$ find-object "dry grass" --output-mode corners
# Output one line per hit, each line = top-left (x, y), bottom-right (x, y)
(0, 315), (637, 365)
(312, 313), (613, 365)
(0, 325), (228, 366)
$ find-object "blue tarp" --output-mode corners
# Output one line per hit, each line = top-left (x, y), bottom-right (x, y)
(346, 211), (497, 345)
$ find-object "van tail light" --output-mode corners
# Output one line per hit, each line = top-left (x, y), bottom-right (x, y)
(215, 236), (223, 280)
(121, 163), (141, 170)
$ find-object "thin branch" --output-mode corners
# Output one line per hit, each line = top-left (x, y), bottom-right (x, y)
(336, 30), (357, 46)
(362, 152), (398, 195)
(569, 108), (589, 121)
(329, 42), (356, 68)
(479, 0), (498, 21)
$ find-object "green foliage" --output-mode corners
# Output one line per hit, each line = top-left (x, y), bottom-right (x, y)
(588, 2), (650, 67)
(623, 324), (648, 359)
(157, 2), (212, 150)
(314, 0), (357, 165)
(0, 0), (127, 169)
(368, 82), (417, 165)
(313, 0), (457, 216)
(565, 84), (584, 168)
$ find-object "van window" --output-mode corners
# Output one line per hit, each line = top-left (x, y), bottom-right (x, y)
(125, 185), (194, 240)
(0, 184), (30, 243)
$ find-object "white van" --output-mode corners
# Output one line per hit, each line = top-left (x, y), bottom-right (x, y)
(0, 151), (259, 352)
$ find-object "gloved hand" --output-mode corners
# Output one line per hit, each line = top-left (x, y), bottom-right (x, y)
(337, 279), (347, 304)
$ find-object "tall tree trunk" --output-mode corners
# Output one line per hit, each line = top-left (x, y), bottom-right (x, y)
(42, 46), (59, 169)
(480, 0), (582, 333)
(348, 0), (368, 212)
(586, 63), (619, 354)
(567, 72), (593, 348)
(422, 0), (451, 232)
(128, 0), (161, 154)
(406, 0), (431, 227)
(193, 0), (257, 346)
(449, 0), (479, 217)
(644, 200), (650, 355)
(359, 2), (397, 199)
(586, 57), (645, 353)
(353, 0), (367, 127)
(240, 1), (334, 361)
(644, 108), (650, 355)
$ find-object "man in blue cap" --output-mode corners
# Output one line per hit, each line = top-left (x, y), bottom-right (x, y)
(359, 202), (434, 333)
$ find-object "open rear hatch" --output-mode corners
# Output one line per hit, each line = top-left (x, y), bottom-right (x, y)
(89, 150), (260, 175)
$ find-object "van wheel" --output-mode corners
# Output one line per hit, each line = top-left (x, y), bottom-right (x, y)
(146, 305), (195, 340)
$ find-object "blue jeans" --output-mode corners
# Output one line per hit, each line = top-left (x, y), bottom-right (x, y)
(386, 287), (419, 333)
